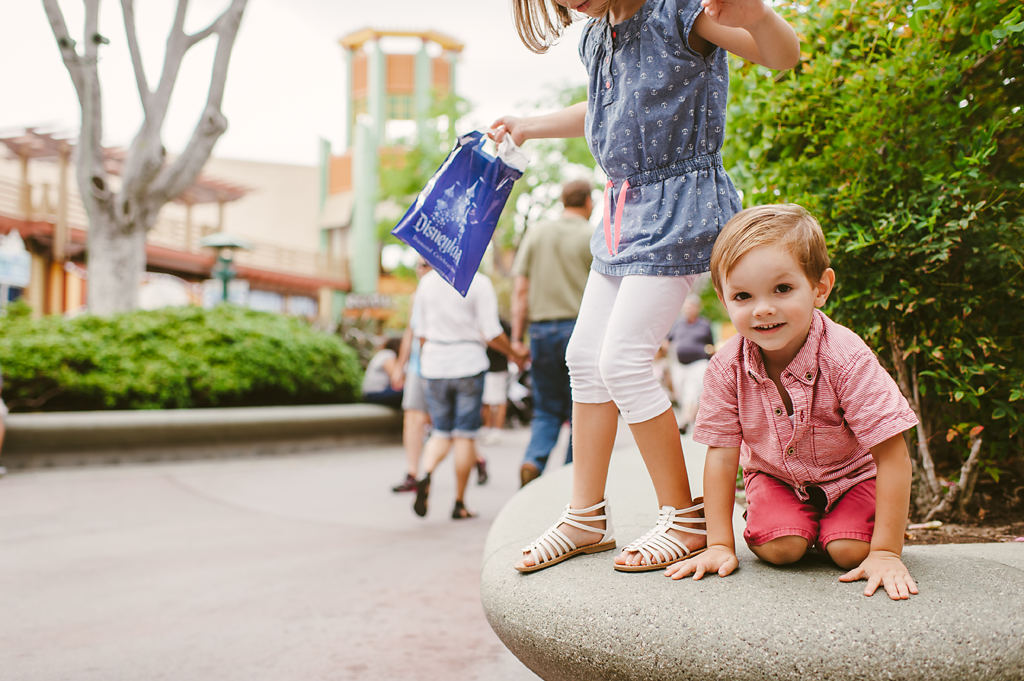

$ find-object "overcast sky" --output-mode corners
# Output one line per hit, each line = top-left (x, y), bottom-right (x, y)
(0, 0), (590, 167)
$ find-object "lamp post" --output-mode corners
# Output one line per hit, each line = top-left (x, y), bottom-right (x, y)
(199, 232), (253, 304)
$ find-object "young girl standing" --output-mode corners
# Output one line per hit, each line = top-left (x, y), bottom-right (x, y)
(493, 0), (800, 572)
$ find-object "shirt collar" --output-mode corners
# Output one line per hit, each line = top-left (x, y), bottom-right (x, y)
(741, 310), (824, 385)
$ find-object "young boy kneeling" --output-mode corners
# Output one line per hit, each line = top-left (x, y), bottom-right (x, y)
(669, 204), (919, 600)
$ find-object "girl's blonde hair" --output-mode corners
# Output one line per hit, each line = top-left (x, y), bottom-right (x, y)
(512, 0), (574, 54)
(710, 204), (830, 293)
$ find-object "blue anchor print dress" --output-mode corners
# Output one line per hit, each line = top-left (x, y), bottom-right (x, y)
(580, 0), (743, 276)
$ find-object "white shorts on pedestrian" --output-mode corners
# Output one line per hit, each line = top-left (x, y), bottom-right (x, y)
(670, 357), (709, 410)
(401, 371), (427, 412)
(483, 371), (509, 406)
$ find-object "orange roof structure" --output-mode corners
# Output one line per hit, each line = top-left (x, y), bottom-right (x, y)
(339, 27), (464, 52)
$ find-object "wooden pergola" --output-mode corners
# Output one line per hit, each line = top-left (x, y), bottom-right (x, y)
(0, 128), (254, 317)
(0, 128), (73, 260)
(0, 129), (250, 259)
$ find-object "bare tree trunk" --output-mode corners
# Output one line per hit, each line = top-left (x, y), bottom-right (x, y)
(887, 323), (942, 515)
(887, 323), (988, 522)
(86, 212), (148, 312)
(925, 433), (984, 522)
(42, 0), (248, 315)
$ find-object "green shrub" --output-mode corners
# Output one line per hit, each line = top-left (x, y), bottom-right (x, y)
(723, 0), (1023, 518)
(0, 304), (363, 411)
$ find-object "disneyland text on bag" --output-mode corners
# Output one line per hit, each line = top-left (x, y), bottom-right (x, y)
(391, 130), (528, 296)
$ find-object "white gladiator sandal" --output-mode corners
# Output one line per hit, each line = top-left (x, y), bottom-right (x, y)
(516, 499), (616, 573)
(613, 498), (707, 572)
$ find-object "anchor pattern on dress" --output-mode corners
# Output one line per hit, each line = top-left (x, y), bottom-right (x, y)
(579, 0), (740, 275)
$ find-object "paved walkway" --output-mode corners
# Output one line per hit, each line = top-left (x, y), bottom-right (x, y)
(0, 424), (593, 681)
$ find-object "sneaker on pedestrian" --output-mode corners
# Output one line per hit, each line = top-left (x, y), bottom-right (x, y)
(520, 462), (540, 488)
(391, 473), (417, 493)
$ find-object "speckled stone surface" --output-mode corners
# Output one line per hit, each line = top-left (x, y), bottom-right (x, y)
(481, 447), (1024, 681)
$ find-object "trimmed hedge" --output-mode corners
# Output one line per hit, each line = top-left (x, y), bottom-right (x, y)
(0, 303), (363, 412)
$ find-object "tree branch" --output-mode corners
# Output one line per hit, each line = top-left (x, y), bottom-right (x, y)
(44, 0), (111, 218)
(41, 0), (86, 100)
(953, 434), (984, 519)
(185, 15), (222, 48)
(150, 0), (248, 205)
(79, 0), (111, 208)
(149, 0), (193, 130)
(925, 434), (984, 523)
(120, 0), (152, 117)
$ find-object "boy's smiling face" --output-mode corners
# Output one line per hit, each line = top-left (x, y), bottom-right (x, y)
(718, 244), (835, 372)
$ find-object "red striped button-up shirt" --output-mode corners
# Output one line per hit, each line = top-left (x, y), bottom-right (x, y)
(693, 310), (918, 512)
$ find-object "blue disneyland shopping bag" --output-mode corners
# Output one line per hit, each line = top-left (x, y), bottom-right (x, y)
(391, 130), (527, 296)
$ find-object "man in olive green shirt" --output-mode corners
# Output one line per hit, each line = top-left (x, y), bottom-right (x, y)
(511, 178), (594, 486)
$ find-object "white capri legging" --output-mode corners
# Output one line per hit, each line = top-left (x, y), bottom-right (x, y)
(566, 271), (698, 424)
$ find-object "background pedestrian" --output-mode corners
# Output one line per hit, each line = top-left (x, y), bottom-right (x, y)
(510, 178), (593, 487)
(480, 319), (512, 446)
(361, 337), (404, 409)
(389, 261), (433, 493)
(412, 268), (526, 519)
(665, 294), (715, 434)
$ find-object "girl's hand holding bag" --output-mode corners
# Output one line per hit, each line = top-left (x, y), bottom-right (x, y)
(391, 130), (528, 296)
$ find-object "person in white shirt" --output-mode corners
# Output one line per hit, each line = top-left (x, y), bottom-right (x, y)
(412, 268), (526, 519)
(361, 337), (403, 409)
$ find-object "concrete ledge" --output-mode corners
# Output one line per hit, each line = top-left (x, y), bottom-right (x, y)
(4, 404), (403, 468)
(482, 448), (1024, 681)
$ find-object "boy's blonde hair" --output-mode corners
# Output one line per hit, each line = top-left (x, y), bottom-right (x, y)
(710, 204), (830, 293)
(512, 0), (574, 54)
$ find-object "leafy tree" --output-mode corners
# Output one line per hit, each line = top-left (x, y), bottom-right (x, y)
(494, 84), (599, 256)
(377, 93), (471, 274)
(724, 0), (1024, 520)
(42, 0), (248, 314)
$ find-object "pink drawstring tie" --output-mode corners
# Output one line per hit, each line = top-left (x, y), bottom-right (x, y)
(603, 179), (629, 256)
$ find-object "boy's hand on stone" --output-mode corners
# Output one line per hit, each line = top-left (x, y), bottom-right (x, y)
(839, 550), (919, 600)
(665, 545), (738, 580)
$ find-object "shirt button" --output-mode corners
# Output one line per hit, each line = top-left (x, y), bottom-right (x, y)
(774, 408), (783, 416)
(787, 447), (795, 456)
(606, 80), (611, 89)
(805, 372), (813, 380)
(612, 31), (617, 38)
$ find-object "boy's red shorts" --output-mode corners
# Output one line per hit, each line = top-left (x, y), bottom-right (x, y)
(742, 473), (875, 548)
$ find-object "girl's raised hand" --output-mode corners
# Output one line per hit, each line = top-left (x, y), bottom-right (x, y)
(700, 0), (769, 29)
(665, 545), (739, 580)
